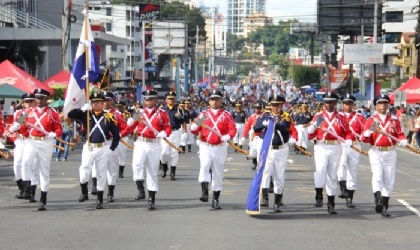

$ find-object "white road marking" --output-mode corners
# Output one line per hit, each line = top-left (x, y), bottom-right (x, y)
(397, 199), (420, 217)
(287, 159), (294, 164)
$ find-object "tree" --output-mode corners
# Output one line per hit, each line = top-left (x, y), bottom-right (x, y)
(291, 66), (319, 87)
(0, 41), (44, 76)
(226, 33), (245, 56)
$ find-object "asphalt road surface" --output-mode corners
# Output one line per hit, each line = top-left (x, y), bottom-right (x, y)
(1, 141), (420, 250)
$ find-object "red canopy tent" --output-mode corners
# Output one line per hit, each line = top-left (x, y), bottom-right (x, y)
(44, 70), (70, 87)
(389, 77), (420, 104)
(0, 60), (53, 94)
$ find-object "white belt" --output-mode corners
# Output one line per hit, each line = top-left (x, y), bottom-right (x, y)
(29, 136), (48, 141)
(318, 140), (339, 145)
(136, 136), (159, 143)
(371, 145), (395, 152)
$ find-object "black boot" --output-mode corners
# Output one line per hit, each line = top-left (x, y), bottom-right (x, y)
(119, 166), (125, 178)
(135, 180), (146, 200)
(38, 191), (47, 211)
(279, 193), (284, 206)
(314, 188), (323, 207)
(181, 145), (186, 154)
(338, 180), (348, 199)
(251, 158), (257, 170)
(15, 179), (25, 199)
(91, 178), (97, 195)
(107, 185), (115, 202)
(374, 191), (383, 213)
(382, 197), (391, 217)
(346, 190), (355, 208)
(161, 163), (168, 178)
(212, 191), (221, 209)
(260, 188), (269, 206)
(199, 182), (209, 202)
(188, 144), (191, 152)
(28, 185), (37, 203)
(170, 166), (176, 180)
(239, 145), (243, 150)
(268, 177), (274, 193)
(23, 180), (31, 199)
(96, 191), (104, 209)
(78, 183), (89, 202)
(148, 191), (156, 210)
(273, 193), (282, 213)
(327, 196), (337, 214)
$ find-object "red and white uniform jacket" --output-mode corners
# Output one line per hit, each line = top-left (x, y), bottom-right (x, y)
(361, 114), (406, 147)
(308, 110), (352, 141)
(107, 108), (128, 133)
(192, 109), (237, 145)
(242, 112), (263, 138)
(5, 109), (31, 142)
(340, 111), (365, 141)
(121, 107), (171, 139)
(24, 107), (62, 137)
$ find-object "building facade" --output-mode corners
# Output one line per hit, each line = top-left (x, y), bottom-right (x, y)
(227, 0), (266, 36)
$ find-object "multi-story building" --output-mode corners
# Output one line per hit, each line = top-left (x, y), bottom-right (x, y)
(242, 12), (272, 38)
(227, 0), (266, 36)
(393, 32), (416, 77)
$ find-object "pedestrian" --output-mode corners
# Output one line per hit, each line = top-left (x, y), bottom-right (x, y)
(361, 94), (407, 217)
(56, 115), (73, 161)
(20, 89), (62, 211)
(190, 89), (236, 209)
(115, 100), (132, 178)
(415, 109), (420, 147)
(120, 90), (171, 210)
(307, 92), (352, 214)
(68, 92), (120, 209)
(253, 95), (298, 212)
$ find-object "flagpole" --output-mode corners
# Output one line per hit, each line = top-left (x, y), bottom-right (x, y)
(84, 2), (91, 145)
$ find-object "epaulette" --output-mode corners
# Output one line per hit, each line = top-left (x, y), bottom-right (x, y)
(105, 112), (117, 125)
(281, 112), (291, 122)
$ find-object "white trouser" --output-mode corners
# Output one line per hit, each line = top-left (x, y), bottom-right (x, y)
(186, 124), (194, 145)
(21, 138), (53, 192)
(79, 143), (109, 192)
(233, 123), (245, 144)
(117, 136), (129, 166)
(132, 140), (162, 192)
(198, 142), (227, 191)
(313, 144), (342, 196)
(368, 148), (397, 197)
(297, 125), (309, 148)
(254, 137), (263, 162)
(160, 129), (181, 166)
(337, 143), (361, 190)
(261, 146), (289, 194)
(13, 138), (25, 180)
(106, 148), (119, 186)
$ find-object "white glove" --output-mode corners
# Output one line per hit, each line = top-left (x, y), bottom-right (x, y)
(307, 125), (316, 134)
(342, 139), (352, 147)
(181, 132), (188, 141)
(9, 122), (20, 133)
(221, 135), (230, 142)
(48, 132), (57, 139)
(196, 139), (201, 146)
(262, 120), (269, 127)
(126, 118), (134, 126)
(157, 131), (167, 139)
(288, 138), (297, 145)
(81, 103), (92, 112)
(399, 139), (408, 147)
(240, 137), (246, 145)
(363, 130), (372, 137)
(190, 123), (198, 131)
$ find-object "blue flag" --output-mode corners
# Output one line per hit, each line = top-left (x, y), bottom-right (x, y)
(245, 119), (275, 215)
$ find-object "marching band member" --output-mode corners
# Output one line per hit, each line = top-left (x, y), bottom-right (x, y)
(160, 92), (186, 180)
(307, 92), (352, 214)
(253, 96), (298, 212)
(115, 100), (131, 179)
(295, 102), (312, 154)
(179, 101), (189, 153)
(241, 102), (264, 170)
(7, 93), (36, 199)
(21, 89), (62, 211)
(120, 90), (171, 210)
(361, 94), (407, 217)
(68, 93), (120, 209)
(190, 89), (236, 209)
(337, 94), (365, 208)
(231, 102), (247, 151)
(185, 98), (198, 152)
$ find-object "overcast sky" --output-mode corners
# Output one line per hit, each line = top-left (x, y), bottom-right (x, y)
(202, 0), (317, 23)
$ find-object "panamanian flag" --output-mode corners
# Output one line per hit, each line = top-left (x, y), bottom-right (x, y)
(63, 9), (100, 116)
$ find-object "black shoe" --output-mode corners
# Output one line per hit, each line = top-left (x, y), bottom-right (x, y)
(170, 166), (176, 180)
(188, 145), (191, 152)
(268, 179), (274, 193)
(15, 179), (25, 199)
(107, 185), (115, 202)
(212, 191), (221, 209)
(251, 158), (257, 170)
(28, 185), (37, 203)
(147, 191), (156, 210)
(374, 191), (383, 213)
(38, 191), (47, 211)
(96, 191), (104, 209)
(91, 178), (97, 195)
(314, 188), (323, 207)
(199, 182), (209, 202)
(273, 194), (282, 213)
(260, 188), (269, 207)
(382, 196), (391, 217)
(346, 190), (355, 208)
(327, 196), (337, 214)
(161, 163), (168, 178)
(181, 145), (186, 154)
(338, 180), (348, 199)
(79, 183), (89, 202)
(118, 166), (125, 178)
(135, 181), (146, 200)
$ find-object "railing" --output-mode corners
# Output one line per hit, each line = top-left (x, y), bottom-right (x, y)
(0, 3), (58, 29)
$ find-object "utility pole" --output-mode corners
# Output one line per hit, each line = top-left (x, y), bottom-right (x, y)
(372, 0), (378, 100)
(414, 1), (420, 78)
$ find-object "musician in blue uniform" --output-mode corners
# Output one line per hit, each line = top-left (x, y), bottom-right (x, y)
(231, 102), (247, 150)
(68, 93), (120, 209)
(296, 102), (312, 154)
(184, 98), (198, 152)
(160, 91), (187, 180)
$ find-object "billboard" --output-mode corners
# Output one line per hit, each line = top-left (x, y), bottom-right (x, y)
(139, 4), (160, 25)
(343, 44), (383, 64)
(317, 0), (382, 36)
(152, 21), (186, 55)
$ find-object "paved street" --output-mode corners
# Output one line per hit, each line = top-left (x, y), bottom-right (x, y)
(1, 141), (420, 250)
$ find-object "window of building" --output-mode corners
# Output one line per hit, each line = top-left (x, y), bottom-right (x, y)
(94, 6), (101, 11)
(106, 7), (112, 16)
(106, 23), (112, 32)
(383, 32), (401, 43)
(126, 26), (131, 37)
(383, 11), (403, 22)
(111, 45), (117, 52)
(126, 10), (131, 21)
